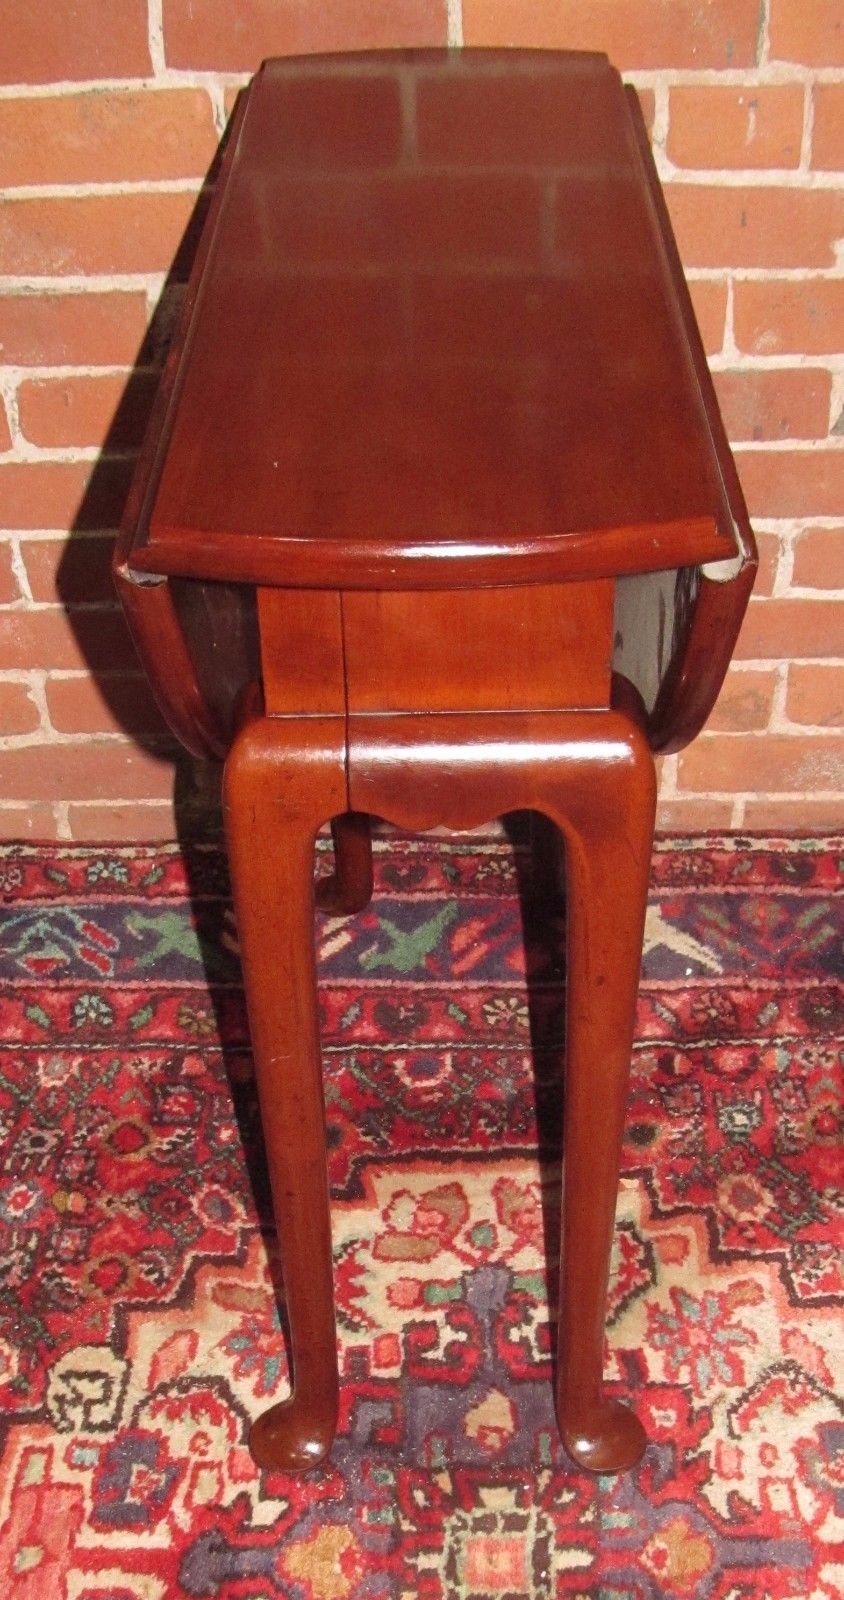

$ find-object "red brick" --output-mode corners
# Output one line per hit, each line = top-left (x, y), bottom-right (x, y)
(687, 279), (727, 356)
(417, 68), (648, 164)
(0, 90), (218, 188)
(0, 292), (149, 367)
(1, 740), (176, 803)
(733, 278), (844, 356)
(0, 608), (136, 672)
(713, 368), (831, 442)
(769, 1), (844, 68)
(787, 664), (844, 727)
(0, 461), (134, 531)
(0, 0), (150, 84)
(140, 285), (186, 366)
(665, 184), (844, 268)
(668, 85), (804, 170)
(629, 87), (656, 135)
(0, 804), (59, 840)
(67, 800), (179, 842)
(679, 732), (844, 794)
(0, 680), (42, 734)
(812, 84), (844, 170)
(0, 397), (11, 452)
(46, 674), (170, 738)
(0, 463), (94, 530)
(0, 542), (20, 604)
(736, 597), (844, 659)
(18, 373), (158, 451)
(752, 530), (782, 597)
(791, 527), (844, 590)
(461, 0), (760, 68)
(20, 536), (115, 605)
(742, 797), (844, 829)
(656, 798), (735, 830)
(735, 448), (844, 518)
(705, 667), (778, 732)
(0, 190), (205, 277)
(163, 0), (447, 70)
(224, 85), (248, 119)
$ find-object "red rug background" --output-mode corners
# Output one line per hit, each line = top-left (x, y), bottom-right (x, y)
(0, 832), (841, 1598)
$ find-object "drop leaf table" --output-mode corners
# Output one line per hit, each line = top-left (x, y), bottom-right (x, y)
(115, 49), (756, 1475)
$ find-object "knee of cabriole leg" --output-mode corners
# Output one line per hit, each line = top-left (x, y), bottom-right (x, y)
(222, 714), (284, 814)
(224, 714), (348, 827)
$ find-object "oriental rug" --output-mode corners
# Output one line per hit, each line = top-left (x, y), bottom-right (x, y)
(0, 832), (841, 1599)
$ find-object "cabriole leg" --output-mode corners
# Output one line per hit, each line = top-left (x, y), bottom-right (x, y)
(348, 691), (656, 1472)
(541, 711), (656, 1471)
(316, 811), (374, 916)
(223, 714), (347, 1470)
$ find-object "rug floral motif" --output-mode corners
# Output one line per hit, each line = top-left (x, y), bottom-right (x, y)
(0, 832), (841, 1599)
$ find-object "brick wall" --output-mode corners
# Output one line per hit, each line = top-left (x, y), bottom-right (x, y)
(0, 0), (841, 839)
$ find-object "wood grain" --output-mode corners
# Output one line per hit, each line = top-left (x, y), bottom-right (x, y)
(343, 583), (613, 712)
(131, 50), (739, 590)
(115, 48), (758, 1479)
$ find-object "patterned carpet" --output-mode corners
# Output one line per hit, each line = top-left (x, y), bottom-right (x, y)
(0, 832), (841, 1599)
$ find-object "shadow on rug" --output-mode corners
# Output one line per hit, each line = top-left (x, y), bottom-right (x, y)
(0, 832), (841, 1599)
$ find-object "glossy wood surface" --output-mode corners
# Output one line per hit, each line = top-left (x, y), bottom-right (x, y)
(113, 92), (252, 758)
(114, 48), (759, 1480)
(316, 813), (374, 917)
(126, 49), (738, 590)
(223, 713), (347, 1470)
(221, 681), (656, 1473)
(618, 86), (757, 752)
(258, 587), (345, 714)
(348, 681), (656, 1471)
(343, 582), (612, 712)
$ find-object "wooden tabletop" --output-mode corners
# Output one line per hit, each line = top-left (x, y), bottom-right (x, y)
(129, 49), (741, 590)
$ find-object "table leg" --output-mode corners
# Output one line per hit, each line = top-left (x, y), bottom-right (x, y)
(316, 812), (374, 915)
(223, 714), (347, 1470)
(349, 690), (656, 1472)
(538, 722), (655, 1472)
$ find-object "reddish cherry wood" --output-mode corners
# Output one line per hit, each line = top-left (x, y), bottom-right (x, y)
(115, 48), (759, 1480)
(221, 679), (655, 1474)
(255, 587), (374, 917)
(115, 51), (756, 758)
(258, 587), (345, 715)
(223, 712), (347, 1469)
(128, 50), (739, 591)
(113, 91), (252, 759)
(617, 86), (758, 753)
(347, 682), (656, 1471)
(317, 812), (374, 917)
(342, 582), (613, 712)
